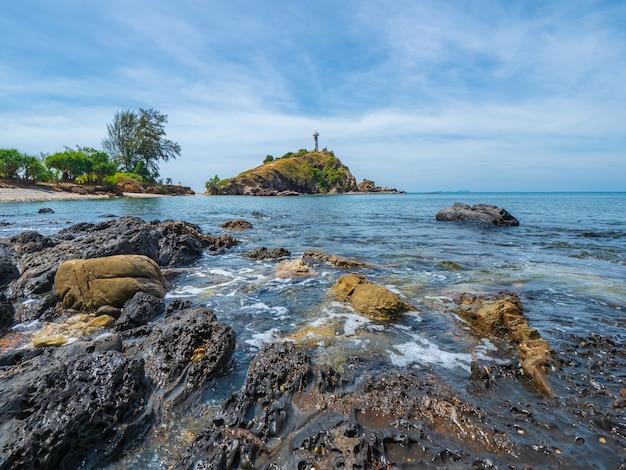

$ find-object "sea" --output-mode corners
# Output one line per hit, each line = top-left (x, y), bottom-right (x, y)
(1, 192), (625, 468)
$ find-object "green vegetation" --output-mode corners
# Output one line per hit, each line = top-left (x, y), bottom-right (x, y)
(263, 155), (274, 164)
(204, 175), (221, 195)
(0, 107), (180, 188)
(219, 150), (354, 194)
(102, 108), (180, 181)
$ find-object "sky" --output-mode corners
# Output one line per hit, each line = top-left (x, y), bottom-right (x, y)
(1, 0), (625, 193)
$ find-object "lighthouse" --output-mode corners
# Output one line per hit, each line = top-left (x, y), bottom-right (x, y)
(313, 131), (319, 152)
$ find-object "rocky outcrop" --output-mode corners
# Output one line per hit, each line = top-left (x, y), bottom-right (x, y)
(1, 217), (238, 320)
(54, 254), (168, 312)
(436, 202), (520, 226)
(330, 273), (414, 321)
(177, 342), (516, 469)
(0, 293), (14, 333)
(356, 178), (403, 193)
(454, 291), (557, 395)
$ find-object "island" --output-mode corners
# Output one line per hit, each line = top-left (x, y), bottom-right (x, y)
(206, 149), (403, 196)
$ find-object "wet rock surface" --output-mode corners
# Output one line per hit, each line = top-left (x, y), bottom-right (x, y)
(221, 219), (253, 230)
(0, 216), (238, 319)
(436, 202), (520, 226)
(177, 342), (516, 469)
(303, 250), (372, 269)
(241, 246), (290, 260)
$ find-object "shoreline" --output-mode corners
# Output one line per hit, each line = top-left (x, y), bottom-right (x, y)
(0, 187), (175, 203)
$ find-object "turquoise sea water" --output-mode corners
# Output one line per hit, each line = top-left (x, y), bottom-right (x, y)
(1, 192), (625, 468)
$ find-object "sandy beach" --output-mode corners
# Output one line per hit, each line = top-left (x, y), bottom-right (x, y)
(0, 187), (166, 203)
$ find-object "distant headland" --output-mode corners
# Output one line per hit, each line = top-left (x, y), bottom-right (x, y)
(205, 147), (403, 196)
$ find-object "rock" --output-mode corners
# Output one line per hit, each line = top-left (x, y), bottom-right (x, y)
(455, 292), (556, 395)
(32, 333), (68, 347)
(38, 207), (54, 214)
(177, 343), (515, 469)
(54, 254), (168, 312)
(96, 304), (122, 319)
(242, 247), (290, 260)
(356, 178), (403, 193)
(143, 304), (235, 400)
(0, 245), (19, 286)
(330, 273), (413, 321)
(4, 217), (238, 310)
(115, 292), (165, 331)
(0, 350), (151, 469)
(436, 202), (520, 226)
(221, 219), (253, 230)
(275, 258), (315, 278)
(0, 293), (14, 332)
(303, 250), (372, 269)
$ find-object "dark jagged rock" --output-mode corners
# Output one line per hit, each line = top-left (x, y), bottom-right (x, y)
(38, 207), (54, 214)
(0, 293), (14, 333)
(0, 349), (151, 469)
(2, 217), (239, 318)
(0, 245), (19, 286)
(177, 342), (516, 469)
(436, 202), (520, 226)
(356, 178), (403, 193)
(143, 304), (235, 400)
(116, 292), (165, 331)
(241, 247), (290, 260)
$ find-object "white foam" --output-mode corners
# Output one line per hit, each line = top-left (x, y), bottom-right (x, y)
(244, 328), (285, 349)
(206, 268), (234, 277)
(388, 336), (471, 371)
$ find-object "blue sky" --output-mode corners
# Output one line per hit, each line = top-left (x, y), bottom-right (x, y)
(1, 0), (625, 192)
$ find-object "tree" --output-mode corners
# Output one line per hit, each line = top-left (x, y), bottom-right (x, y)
(263, 155), (274, 164)
(76, 147), (116, 183)
(102, 108), (181, 181)
(45, 149), (93, 182)
(205, 175), (220, 195)
(0, 148), (27, 179)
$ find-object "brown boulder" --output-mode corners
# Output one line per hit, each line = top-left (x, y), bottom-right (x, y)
(54, 254), (167, 312)
(330, 273), (413, 321)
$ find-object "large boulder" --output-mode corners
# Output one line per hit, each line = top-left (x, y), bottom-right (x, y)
(330, 273), (413, 321)
(436, 202), (519, 226)
(54, 254), (167, 312)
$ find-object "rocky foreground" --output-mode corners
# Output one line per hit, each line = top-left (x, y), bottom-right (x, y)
(0, 208), (624, 469)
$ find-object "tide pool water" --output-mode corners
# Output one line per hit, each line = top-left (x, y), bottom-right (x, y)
(1, 192), (625, 468)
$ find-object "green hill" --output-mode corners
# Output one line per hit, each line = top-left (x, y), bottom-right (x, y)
(211, 150), (358, 196)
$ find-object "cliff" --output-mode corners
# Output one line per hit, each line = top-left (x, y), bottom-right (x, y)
(209, 151), (402, 196)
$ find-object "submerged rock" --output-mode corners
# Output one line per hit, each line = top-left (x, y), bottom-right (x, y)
(275, 258), (315, 278)
(303, 250), (372, 269)
(436, 202), (520, 226)
(221, 219), (253, 230)
(455, 291), (557, 395)
(54, 254), (168, 312)
(241, 247), (290, 260)
(330, 273), (414, 321)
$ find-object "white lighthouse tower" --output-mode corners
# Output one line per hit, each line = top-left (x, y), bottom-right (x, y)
(313, 131), (319, 152)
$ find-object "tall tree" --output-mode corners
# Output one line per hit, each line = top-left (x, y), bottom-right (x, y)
(102, 108), (181, 180)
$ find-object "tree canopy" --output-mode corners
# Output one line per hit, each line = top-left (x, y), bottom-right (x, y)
(102, 108), (181, 181)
